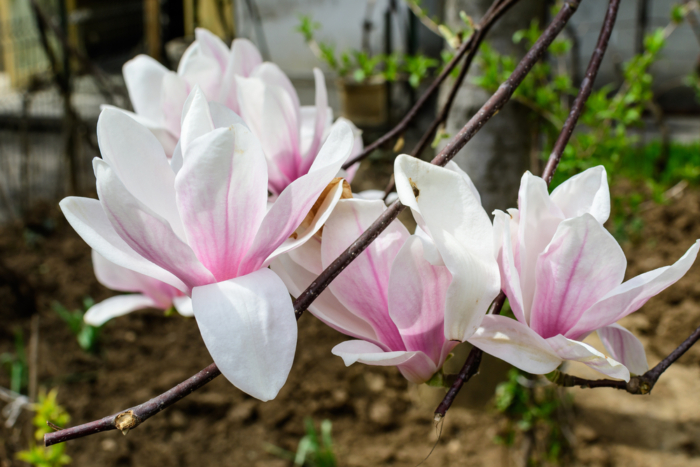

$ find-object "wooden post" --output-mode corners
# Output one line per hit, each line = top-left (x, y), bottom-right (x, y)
(0, 0), (17, 87)
(184, 0), (194, 37)
(144, 0), (161, 60)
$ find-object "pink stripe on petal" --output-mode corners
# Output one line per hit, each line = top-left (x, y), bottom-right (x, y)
(530, 214), (626, 339)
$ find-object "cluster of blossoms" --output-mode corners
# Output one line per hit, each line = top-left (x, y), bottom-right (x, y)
(63, 29), (699, 402)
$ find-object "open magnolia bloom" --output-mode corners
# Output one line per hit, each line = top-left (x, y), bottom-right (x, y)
(394, 155), (501, 342)
(113, 28), (262, 155)
(236, 64), (362, 196)
(85, 250), (193, 326)
(470, 166), (700, 381)
(272, 198), (458, 383)
(60, 87), (355, 401)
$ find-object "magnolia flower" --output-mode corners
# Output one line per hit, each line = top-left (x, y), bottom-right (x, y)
(469, 167), (699, 380)
(273, 198), (457, 383)
(85, 250), (192, 326)
(394, 155), (501, 342)
(236, 64), (362, 196)
(114, 28), (262, 155)
(60, 88), (355, 400)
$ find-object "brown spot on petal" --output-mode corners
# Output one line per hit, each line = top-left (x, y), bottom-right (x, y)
(290, 178), (353, 240)
(409, 178), (420, 199)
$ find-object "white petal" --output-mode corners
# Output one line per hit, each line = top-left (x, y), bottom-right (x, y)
(270, 252), (378, 342)
(208, 101), (246, 128)
(493, 210), (526, 324)
(94, 159), (215, 290)
(195, 28), (229, 71)
(550, 166), (610, 224)
(60, 197), (187, 292)
(517, 171), (564, 321)
(468, 315), (562, 375)
(331, 340), (438, 384)
(122, 55), (168, 122)
(84, 294), (158, 326)
(546, 334), (630, 381)
(172, 295), (194, 317)
(395, 155), (500, 341)
(192, 268), (296, 401)
(99, 105), (177, 156)
(598, 324), (648, 376)
(569, 240), (700, 338)
(97, 108), (185, 239)
(180, 86), (215, 156)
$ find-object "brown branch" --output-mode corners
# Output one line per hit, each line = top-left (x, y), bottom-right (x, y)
(434, 292), (506, 421)
(44, 363), (220, 446)
(45, 0), (581, 447)
(340, 34), (474, 170)
(542, 0), (620, 184)
(549, 321), (700, 394)
(382, 0), (521, 198)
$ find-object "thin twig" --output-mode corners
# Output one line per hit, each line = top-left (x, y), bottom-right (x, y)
(548, 322), (700, 393)
(542, 0), (621, 184)
(341, 35), (475, 170)
(44, 363), (220, 446)
(45, 0), (581, 447)
(434, 292), (506, 420)
(383, 0), (521, 198)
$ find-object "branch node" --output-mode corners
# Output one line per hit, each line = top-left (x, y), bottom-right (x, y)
(114, 410), (140, 435)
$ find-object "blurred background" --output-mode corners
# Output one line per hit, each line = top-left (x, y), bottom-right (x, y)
(1, 0), (700, 466)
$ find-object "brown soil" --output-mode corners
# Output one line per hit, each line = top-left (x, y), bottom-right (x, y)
(1, 181), (700, 467)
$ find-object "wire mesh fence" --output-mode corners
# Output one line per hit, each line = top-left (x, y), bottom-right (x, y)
(0, 1), (118, 224)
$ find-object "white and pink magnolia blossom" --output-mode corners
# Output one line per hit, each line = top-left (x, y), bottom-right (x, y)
(114, 28), (263, 155)
(273, 198), (457, 383)
(468, 166), (699, 381)
(394, 155), (502, 342)
(85, 250), (192, 326)
(236, 64), (362, 196)
(60, 88), (355, 401)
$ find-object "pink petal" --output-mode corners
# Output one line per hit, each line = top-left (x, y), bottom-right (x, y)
(84, 294), (158, 326)
(467, 315), (562, 375)
(236, 74), (301, 193)
(568, 240), (700, 338)
(94, 159), (215, 290)
(192, 268), (296, 401)
(97, 108), (185, 239)
(550, 166), (610, 224)
(270, 251), (379, 343)
(388, 236), (451, 364)
(241, 122), (354, 272)
(517, 172), (564, 321)
(217, 38), (263, 113)
(122, 55), (168, 122)
(546, 334), (630, 381)
(60, 197), (187, 292)
(178, 43), (221, 100)
(597, 323), (648, 376)
(493, 210), (526, 325)
(530, 214), (626, 338)
(395, 155), (500, 341)
(92, 250), (177, 308)
(331, 340), (439, 384)
(195, 28), (229, 72)
(322, 199), (409, 350)
(175, 124), (267, 281)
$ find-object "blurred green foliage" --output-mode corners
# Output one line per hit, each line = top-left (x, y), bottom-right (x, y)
(16, 389), (71, 467)
(495, 369), (571, 465)
(0, 330), (28, 394)
(267, 418), (337, 466)
(296, 14), (442, 88)
(52, 298), (102, 354)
